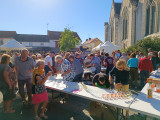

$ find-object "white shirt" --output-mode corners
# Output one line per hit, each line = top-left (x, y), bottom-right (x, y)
(45, 55), (53, 66)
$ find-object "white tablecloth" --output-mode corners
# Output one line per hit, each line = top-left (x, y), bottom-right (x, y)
(45, 76), (137, 110)
(83, 67), (96, 74)
(101, 66), (106, 71)
(130, 83), (160, 119)
(150, 70), (160, 79)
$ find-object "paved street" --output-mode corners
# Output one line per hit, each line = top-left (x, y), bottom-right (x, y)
(0, 90), (94, 120)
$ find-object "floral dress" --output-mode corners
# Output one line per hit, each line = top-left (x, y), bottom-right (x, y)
(61, 59), (74, 81)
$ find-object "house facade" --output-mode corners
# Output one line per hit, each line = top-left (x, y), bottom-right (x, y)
(105, 0), (160, 49)
(83, 38), (103, 51)
(15, 34), (50, 51)
(0, 31), (16, 45)
(48, 30), (81, 49)
(0, 30), (81, 52)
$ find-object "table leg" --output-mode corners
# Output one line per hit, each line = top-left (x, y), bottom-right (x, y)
(125, 110), (129, 120)
(116, 108), (120, 120)
(116, 108), (126, 120)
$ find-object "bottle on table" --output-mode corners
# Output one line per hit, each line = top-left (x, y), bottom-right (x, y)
(148, 82), (153, 98)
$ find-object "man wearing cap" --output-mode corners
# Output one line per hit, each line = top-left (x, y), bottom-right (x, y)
(44, 51), (55, 75)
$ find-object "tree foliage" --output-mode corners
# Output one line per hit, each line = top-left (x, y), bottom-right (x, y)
(135, 37), (160, 55)
(58, 28), (80, 52)
(121, 46), (137, 53)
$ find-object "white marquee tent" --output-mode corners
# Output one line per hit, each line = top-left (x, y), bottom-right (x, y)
(0, 39), (26, 50)
(100, 41), (121, 55)
(92, 43), (103, 51)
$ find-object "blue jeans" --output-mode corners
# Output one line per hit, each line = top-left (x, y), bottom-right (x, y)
(140, 70), (149, 89)
(73, 72), (83, 82)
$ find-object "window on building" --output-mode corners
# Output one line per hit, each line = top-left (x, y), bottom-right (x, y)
(111, 25), (113, 42)
(145, 7), (150, 36)
(151, 5), (156, 34)
(29, 42), (32, 46)
(55, 41), (59, 47)
(158, 4), (160, 32)
(122, 17), (128, 40)
(123, 19), (125, 40)
(112, 25), (114, 42)
(125, 19), (128, 39)
(40, 43), (44, 46)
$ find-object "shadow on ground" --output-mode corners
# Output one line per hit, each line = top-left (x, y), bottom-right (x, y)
(0, 91), (95, 120)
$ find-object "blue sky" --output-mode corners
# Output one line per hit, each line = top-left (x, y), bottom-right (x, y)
(0, 0), (122, 43)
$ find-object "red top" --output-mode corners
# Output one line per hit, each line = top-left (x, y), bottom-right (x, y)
(138, 57), (153, 72)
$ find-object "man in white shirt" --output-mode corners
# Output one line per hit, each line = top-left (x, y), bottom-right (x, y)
(44, 51), (55, 75)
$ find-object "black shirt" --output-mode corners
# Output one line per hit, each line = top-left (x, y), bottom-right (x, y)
(92, 73), (110, 88)
(151, 57), (157, 70)
(109, 67), (129, 85)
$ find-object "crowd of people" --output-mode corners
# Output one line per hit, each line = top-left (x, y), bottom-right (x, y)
(0, 48), (160, 120)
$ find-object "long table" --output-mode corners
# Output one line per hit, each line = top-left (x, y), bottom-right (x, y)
(46, 75), (160, 119)
(45, 76), (137, 119)
(130, 83), (160, 119)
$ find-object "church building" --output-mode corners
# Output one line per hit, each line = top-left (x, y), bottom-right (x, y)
(105, 0), (160, 49)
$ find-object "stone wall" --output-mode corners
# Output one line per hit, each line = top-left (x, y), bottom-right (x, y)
(105, 0), (160, 48)
(135, 2), (143, 42)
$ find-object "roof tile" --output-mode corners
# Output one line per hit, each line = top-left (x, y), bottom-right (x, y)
(15, 34), (49, 42)
(83, 38), (102, 45)
(48, 30), (81, 40)
(0, 31), (16, 38)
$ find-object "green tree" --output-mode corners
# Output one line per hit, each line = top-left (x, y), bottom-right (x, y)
(58, 28), (80, 52)
(135, 37), (160, 55)
(121, 46), (137, 53)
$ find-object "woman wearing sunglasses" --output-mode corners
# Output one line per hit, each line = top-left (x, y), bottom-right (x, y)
(109, 59), (130, 92)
